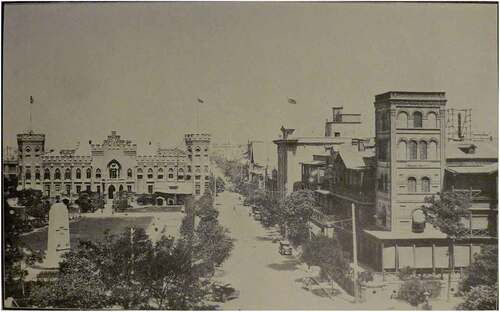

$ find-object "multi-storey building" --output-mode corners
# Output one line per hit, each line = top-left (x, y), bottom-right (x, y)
(300, 91), (497, 273)
(16, 130), (211, 204)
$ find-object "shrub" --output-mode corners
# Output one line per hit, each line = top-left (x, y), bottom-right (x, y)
(397, 278), (441, 306)
(457, 284), (498, 310)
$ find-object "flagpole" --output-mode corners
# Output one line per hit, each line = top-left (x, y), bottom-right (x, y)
(29, 96), (33, 132)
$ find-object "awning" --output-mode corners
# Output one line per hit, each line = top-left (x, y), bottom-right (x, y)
(154, 182), (193, 195)
(301, 160), (326, 166)
(446, 163), (497, 175)
(314, 189), (330, 195)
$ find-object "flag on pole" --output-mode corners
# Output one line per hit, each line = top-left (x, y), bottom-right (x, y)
(197, 98), (204, 104)
(30, 96), (34, 104)
(288, 98), (296, 104)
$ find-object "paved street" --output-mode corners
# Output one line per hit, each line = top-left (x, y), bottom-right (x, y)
(213, 190), (355, 310)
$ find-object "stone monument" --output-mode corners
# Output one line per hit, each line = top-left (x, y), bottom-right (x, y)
(43, 198), (70, 269)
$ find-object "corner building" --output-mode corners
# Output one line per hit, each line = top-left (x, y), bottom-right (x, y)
(373, 91), (446, 231)
(16, 131), (211, 203)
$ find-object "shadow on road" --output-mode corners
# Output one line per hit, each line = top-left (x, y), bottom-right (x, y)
(255, 235), (275, 241)
(267, 258), (301, 271)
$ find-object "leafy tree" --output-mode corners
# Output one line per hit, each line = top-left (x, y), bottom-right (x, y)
(301, 235), (350, 281)
(194, 218), (234, 275)
(248, 189), (280, 227)
(457, 284), (498, 310)
(457, 245), (498, 310)
(279, 190), (316, 246)
(459, 245), (498, 292)
(422, 191), (471, 300)
(4, 177), (42, 299)
(29, 241), (110, 309)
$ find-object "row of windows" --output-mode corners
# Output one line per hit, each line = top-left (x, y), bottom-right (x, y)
(407, 177), (431, 193)
(377, 110), (439, 131)
(25, 166), (209, 181)
(377, 176), (432, 193)
(397, 111), (438, 129)
(398, 140), (438, 160)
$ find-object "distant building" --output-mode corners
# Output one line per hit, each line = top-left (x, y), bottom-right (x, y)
(15, 130), (212, 205)
(274, 127), (347, 198)
(246, 140), (277, 191)
(3, 146), (19, 180)
(211, 142), (247, 161)
(324, 106), (362, 138)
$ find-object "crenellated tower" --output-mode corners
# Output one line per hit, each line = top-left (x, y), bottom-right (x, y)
(184, 133), (211, 197)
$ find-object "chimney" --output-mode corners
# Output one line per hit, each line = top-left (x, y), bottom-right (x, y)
(458, 113), (463, 140)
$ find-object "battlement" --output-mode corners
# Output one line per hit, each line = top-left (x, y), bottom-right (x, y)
(184, 133), (211, 143)
(41, 155), (93, 163)
(17, 132), (45, 142)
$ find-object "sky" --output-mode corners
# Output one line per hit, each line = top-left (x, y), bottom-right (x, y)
(3, 2), (498, 151)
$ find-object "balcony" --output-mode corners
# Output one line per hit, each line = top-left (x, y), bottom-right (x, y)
(310, 207), (336, 227)
(330, 185), (375, 205)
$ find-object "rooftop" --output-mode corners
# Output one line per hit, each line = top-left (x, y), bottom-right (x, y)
(446, 141), (498, 160)
(375, 91), (446, 102)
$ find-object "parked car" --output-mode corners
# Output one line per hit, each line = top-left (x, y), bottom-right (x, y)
(212, 283), (240, 302)
(279, 240), (292, 255)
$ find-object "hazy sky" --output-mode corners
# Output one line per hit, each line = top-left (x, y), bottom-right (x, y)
(3, 2), (498, 150)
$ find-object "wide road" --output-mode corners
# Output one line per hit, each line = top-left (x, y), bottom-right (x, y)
(213, 191), (355, 310)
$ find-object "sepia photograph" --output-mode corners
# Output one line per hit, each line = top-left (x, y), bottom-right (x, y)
(2, 1), (498, 310)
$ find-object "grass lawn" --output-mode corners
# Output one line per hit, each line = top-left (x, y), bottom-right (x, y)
(21, 216), (153, 252)
(127, 206), (182, 213)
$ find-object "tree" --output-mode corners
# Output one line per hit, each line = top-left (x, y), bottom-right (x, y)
(247, 189), (280, 227)
(422, 191), (471, 301)
(29, 228), (217, 309)
(4, 176), (42, 299)
(280, 190), (316, 246)
(457, 245), (498, 310)
(194, 218), (234, 275)
(29, 241), (110, 309)
(457, 284), (498, 310)
(301, 235), (350, 282)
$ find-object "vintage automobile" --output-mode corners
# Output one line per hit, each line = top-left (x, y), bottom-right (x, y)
(212, 283), (240, 302)
(279, 240), (293, 255)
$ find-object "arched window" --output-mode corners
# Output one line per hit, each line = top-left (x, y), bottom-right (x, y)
(178, 168), (184, 180)
(76, 168), (82, 179)
(86, 168), (91, 179)
(127, 168), (133, 178)
(54, 168), (61, 180)
(137, 168), (143, 174)
(65, 168), (71, 180)
(44, 168), (50, 180)
(108, 160), (121, 179)
(25, 169), (31, 180)
(158, 168), (164, 179)
(398, 140), (407, 160)
(168, 168), (174, 179)
(147, 168), (153, 179)
(397, 111), (408, 128)
(204, 165), (209, 173)
(96, 168), (101, 179)
(421, 177), (430, 193)
(427, 112), (437, 128)
(187, 166), (192, 173)
(429, 140), (438, 160)
(419, 141), (427, 160)
(35, 169), (41, 180)
(195, 146), (201, 153)
(409, 141), (418, 160)
(413, 112), (423, 128)
(407, 177), (417, 193)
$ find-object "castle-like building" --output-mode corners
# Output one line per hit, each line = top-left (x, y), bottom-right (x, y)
(15, 131), (211, 204)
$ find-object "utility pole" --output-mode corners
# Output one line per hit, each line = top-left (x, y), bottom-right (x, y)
(213, 172), (216, 207)
(351, 203), (359, 303)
